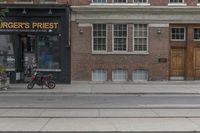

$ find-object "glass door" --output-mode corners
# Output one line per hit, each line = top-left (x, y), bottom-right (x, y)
(17, 34), (36, 82)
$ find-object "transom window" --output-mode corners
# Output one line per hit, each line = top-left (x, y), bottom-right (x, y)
(92, 69), (107, 81)
(133, 70), (148, 81)
(93, 0), (106, 3)
(113, 24), (127, 51)
(134, 24), (148, 52)
(113, 0), (127, 3)
(169, 0), (183, 3)
(194, 28), (200, 40)
(134, 0), (147, 3)
(171, 27), (185, 41)
(93, 24), (107, 51)
(112, 69), (128, 81)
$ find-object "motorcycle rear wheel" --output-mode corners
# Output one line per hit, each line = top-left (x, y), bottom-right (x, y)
(27, 81), (35, 89)
(47, 80), (56, 89)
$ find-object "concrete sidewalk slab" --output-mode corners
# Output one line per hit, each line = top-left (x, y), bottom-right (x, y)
(0, 118), (49, 131)
(1, 109), (200, 118)
(2, 82), (200, 95)
(0, 117), (198, 132)
(41, 118), (200, 132)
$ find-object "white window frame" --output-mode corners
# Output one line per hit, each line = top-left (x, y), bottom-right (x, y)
(133, 69), (148, 81)
(171, 27), (186, 41)
(133, 0), (148, 3)
(112, 24), (128, 52)
(133, 0), (150, 5)
(168, 0), (186, 6)
(92, 69), (107, 82)
(92, 0), (107, 3)
(112, 69), (128, 82)
(193, 28), (200, 41)
(133, 24), (148, 53)
(112, 0), (127, 3)
(92, 24), (107, 53)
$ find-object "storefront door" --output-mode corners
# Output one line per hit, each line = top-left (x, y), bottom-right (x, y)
(16, 34), (36, 82)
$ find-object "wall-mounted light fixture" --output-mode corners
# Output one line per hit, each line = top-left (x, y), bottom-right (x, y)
(48, 9), (52, 15)
(22, 8), (27, 14)
(79, 27), (83, 34)
(157, 27), (161, 34)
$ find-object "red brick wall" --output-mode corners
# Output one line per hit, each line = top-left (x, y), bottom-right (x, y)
(71, 22), (169, 81)
(185, 0), (197, 6)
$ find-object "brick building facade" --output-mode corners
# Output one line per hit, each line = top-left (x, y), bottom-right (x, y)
(1, 0), (200, 82)
(71, 0), (200, 82)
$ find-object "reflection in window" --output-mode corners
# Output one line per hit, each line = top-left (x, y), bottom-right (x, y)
(194, 28), (200, 40)
(113, 0), (127, 3)
(37, 35), (60, 69)
(0, 35), (15, 69)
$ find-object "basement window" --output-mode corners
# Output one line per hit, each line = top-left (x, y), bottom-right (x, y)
(92, 69), (107, 81)
(133, 70), (148, 81)
(112, 69), (128, 82)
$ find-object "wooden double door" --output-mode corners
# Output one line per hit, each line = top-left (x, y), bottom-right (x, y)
(170, 48), (200, 80)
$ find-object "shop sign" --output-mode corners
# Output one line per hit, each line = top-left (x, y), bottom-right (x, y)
(0, 21), (59, 33)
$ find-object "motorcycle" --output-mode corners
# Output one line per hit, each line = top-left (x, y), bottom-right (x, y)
(27, 70), (56, 89)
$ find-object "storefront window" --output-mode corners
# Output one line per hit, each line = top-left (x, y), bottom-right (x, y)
(0, 35), (15, 69)
(37, 35), (60, 69)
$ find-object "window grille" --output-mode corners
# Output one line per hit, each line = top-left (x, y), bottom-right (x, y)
(134, 24), (148, 52)
(113, 24), (127, 51)
(171, 27), (185, 41)
(92, 69), (107, 81)
(93, 24), (107, 51)
(112, 69), (128, 81)
(133, 70), (148, 81)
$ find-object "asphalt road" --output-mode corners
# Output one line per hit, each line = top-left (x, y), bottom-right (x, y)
(0, 94), (200, 108)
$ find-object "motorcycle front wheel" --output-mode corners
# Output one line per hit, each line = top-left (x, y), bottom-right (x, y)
(27, 81), (35, 89)
(47, 80), (56, 89)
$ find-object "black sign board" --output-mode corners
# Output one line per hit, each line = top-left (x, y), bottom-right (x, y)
(158, 58), (167, 63)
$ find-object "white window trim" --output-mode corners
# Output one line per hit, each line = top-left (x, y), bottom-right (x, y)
(92, 24), (107, 53)
(133, 0), (150, 5)
(112, 24), (128, 52)
(112, 0), (127, 3)
(171, 27), (186, 41)
(193, 27), (200, 41)
(168, 0), (186, 6)
(133, 24), (149, 53)
(91, 0), (107, 4)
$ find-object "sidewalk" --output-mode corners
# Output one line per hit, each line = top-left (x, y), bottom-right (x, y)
(2, 81), (200, 94)
(1, 81), (200, 132)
